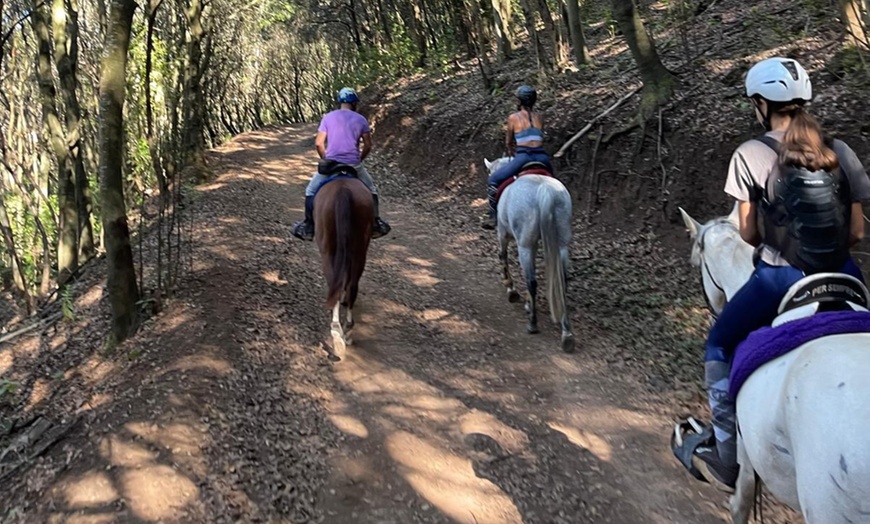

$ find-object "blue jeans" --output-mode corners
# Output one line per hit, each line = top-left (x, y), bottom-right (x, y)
(486, 148), (552, 216)
(704, 257), (864, 468)
(487, 147), (552, 188)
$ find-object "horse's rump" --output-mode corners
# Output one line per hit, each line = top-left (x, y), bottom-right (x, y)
(314, 179), (373, 309)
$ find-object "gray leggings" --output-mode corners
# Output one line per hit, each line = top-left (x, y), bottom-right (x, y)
(304, 164), (377, 197)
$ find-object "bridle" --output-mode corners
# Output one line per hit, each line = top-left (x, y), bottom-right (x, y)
(697, 221), (731, 318)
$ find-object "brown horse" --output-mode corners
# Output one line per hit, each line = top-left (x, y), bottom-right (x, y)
(314, 177), (374, 360)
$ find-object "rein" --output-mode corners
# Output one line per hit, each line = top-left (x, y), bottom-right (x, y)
(697, 222), (733, 318)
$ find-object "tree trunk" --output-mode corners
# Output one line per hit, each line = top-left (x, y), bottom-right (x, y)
(52, 0), (95, 263)
(519, 0), (549, 71)
(99, 0), (140, 342)
(32, 5), (79, 283)
(534, 0), (566, 67)
(181, 0), (207, 168)
(491, 0), (513, 61)
(347, 0), (363, 49)
(611, 0), (676, 116)
(564, 0), (591, 65)
(841, 0), (868, 47)
(0, 186), (32, 311)
(375, 0), (393, 45)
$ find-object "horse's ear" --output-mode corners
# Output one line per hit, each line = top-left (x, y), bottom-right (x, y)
(678, 207), (701, 240)
(484, 158), (492, 169)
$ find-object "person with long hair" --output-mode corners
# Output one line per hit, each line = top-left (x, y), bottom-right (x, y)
(674, 57), (870, 491)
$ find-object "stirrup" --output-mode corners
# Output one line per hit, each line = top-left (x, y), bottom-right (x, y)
(671, 417), (714, 483)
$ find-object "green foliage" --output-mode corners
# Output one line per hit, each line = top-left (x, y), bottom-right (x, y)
(829, 45), (870, 82)
(61, 286), (76, 322)
(0, 377), (18, 399)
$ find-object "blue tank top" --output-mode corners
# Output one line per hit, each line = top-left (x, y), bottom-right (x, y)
(515, 110), (544, 146)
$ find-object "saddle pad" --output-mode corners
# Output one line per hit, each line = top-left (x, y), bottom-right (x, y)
(729, 310), (870, 398)
(495, 169), (553, 204)
(313, 174), (356, 198)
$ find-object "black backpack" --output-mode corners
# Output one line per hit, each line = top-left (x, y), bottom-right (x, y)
(755, 135), (851, 274)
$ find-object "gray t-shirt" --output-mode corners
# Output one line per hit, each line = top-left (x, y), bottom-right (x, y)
(723, 130), (870, 266)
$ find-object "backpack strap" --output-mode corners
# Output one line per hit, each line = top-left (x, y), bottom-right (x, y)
(755, 135), (781, 154)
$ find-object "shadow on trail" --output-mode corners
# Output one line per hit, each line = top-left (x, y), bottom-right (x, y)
(0, 126), (794, 523)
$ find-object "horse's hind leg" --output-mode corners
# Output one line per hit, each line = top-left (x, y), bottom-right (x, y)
(331, 301), (346, 360)
(344, 285), (358, 345)
(559, 245), (574, 352)
(518, 245), (539, 334)
(499, 229), (520, 303)
(730, 438), (755, 524)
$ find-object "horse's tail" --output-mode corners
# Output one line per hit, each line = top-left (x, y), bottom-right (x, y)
(326, 187), (353, 309)
(538, 184), (568, 324)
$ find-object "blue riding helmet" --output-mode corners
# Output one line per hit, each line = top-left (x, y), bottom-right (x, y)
(338, 87), (359, 104)
(516, 85), (537, 107)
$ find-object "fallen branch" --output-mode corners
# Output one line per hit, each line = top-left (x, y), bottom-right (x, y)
(0, 312), (62, 345)
(553, 85), (643, 158)
(0, 416), (79, 482)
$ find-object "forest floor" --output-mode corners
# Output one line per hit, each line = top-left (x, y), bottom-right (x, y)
(0, 125), (801, 523)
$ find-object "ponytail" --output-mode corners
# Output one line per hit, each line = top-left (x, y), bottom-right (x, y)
(777, 105), (838, 171)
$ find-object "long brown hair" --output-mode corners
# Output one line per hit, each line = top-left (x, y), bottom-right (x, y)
(774, 103), (838, 171)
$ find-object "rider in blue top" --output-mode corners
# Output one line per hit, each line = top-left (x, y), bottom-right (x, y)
(674, 57), (870, 492)
(481, 85), (553, 230)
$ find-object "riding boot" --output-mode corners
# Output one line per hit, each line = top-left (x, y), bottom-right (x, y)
(481, 185), (498, 230)
(372, 194), (391, 239)
(693, 361), (739, 491)
(291, 196), (316, 241)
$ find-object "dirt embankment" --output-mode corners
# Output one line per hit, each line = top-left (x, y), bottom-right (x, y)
(362, 0), (870, 246)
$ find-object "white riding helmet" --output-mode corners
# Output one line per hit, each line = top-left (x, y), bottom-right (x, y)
(745, 57), (812, 103)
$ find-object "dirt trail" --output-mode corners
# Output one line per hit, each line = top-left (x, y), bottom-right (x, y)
(1, 125), (743, 523)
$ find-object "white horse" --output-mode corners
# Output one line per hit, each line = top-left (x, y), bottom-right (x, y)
(484, 157), (574, 352)
(679, 205), (870, 524)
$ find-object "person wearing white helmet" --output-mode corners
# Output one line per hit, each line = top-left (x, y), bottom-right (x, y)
(292, 87), (391, 241)
(673, 57), (870, 491)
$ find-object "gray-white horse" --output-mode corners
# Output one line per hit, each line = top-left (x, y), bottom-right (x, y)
(484, 157), (574, 352)
(679, 205), (870, 524)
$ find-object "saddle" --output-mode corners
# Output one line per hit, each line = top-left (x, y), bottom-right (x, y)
(729, 273), (870, 398)
(313, 160), (359, 198)
(495, 162), (554, 204)
(773, 273), (870, 326)
(317, 159), (358, 177)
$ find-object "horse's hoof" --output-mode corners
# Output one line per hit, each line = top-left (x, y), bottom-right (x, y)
(331, 329), (346, 360)
(527, 323), (539, 334)
(508, 289), (521, 303)
(561, 334), (575, 353)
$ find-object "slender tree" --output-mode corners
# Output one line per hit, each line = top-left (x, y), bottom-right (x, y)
(840, 0), (869, 47)
(611, 0), (675, 116)
(33, 4), (79, 283)
(52, 0), (95, 262)
(564, 0), (591, 65)
(99, 0), (140, 342)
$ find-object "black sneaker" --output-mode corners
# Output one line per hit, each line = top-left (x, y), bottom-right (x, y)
(292, 220), (314, 241)
(693, 445), (738, 493)
(372, 218), (391, 239)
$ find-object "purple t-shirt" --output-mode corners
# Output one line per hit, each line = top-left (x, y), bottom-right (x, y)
(318, 109), (371, 164)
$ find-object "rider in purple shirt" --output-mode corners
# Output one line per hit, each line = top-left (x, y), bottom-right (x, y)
(291, 88), (391, 241)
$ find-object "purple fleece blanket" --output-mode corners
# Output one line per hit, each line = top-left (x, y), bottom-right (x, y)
(729, 310), (870, 398)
